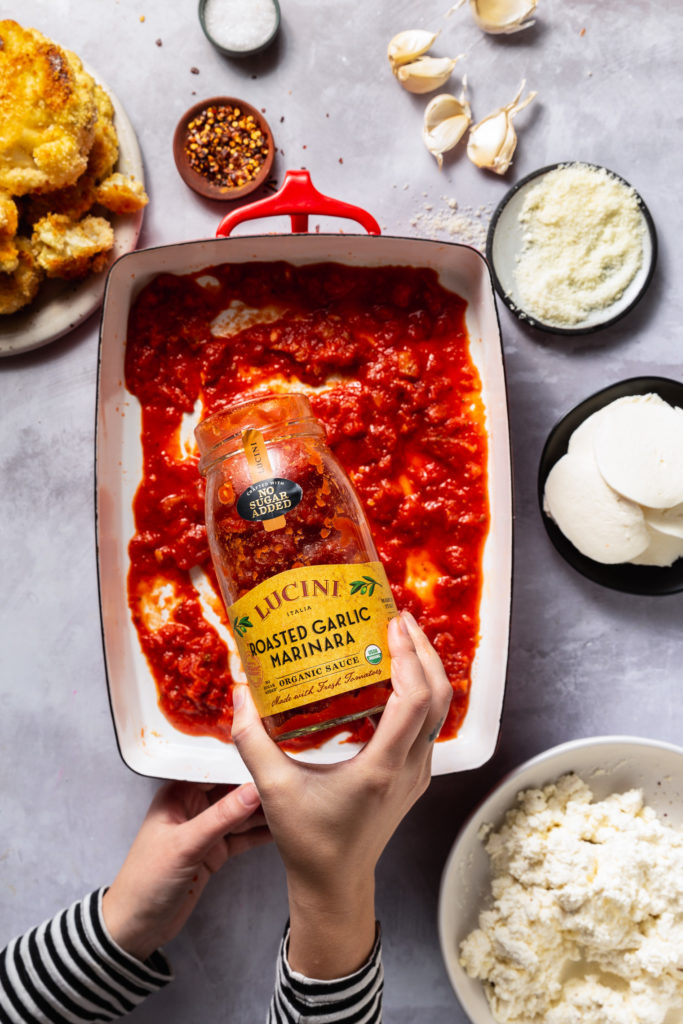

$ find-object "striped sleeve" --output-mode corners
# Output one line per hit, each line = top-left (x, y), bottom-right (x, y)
(0, 889), (172, 1023)
(267, 925), (383, 1024)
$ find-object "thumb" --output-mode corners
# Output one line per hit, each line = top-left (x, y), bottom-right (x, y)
(181, 782), (262, 860)
(231, 683), (289, 788)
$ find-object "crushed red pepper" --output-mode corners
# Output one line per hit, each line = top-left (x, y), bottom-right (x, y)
(184, 103), (269, 189)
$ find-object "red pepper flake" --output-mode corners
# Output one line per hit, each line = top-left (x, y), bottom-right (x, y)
(155, 38), (163, 46)
(184, 103), (270, 189)
(580, 26), (586, 35)
(190, 66), (200, 74)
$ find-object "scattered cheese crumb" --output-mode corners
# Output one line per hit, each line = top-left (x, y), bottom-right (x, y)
(408, 194), (492, 250)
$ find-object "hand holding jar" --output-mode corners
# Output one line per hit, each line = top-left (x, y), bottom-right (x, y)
(196, 392), (398, 743)
(231, 610), (453, 981)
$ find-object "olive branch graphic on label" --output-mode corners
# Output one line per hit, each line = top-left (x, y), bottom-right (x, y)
(350, 575), (381, 596)
(233, 615), (253, 637)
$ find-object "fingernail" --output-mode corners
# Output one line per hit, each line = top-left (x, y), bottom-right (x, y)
(237, 781), (260, 807)
(232, 685), (246, 711)
(398, 613), (410, 637)
(402, 610), (418, 630)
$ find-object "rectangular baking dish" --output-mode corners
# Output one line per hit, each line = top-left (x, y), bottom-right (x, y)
(96, 176), (512, 783)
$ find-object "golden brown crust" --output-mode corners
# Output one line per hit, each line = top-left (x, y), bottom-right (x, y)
(95, 172), (149, 214)
(0, 21), (147, 311)
(31, 212), (114, 279)
(0, 236), (43, 313)
(0, 20), (97, 195)
(88, 83), (119, 181)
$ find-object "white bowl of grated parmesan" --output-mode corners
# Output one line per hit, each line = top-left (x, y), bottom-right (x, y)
(439, 735), (683, 1024)
(487, 162), (657, 334)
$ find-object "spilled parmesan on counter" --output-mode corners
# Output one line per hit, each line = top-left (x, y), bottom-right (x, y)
(460, 773), (683, 1024)
(513, 164), (645, 326)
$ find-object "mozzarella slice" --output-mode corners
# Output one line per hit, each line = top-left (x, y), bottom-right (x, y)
(567, 397), (636, 458)
(629, 525), (683, 567)
(593, 394), (683, 508)
(643, 502), (683, 539)
(544, 451), (649, 564)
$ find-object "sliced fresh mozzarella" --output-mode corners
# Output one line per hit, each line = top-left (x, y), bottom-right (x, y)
(593, 394), (683, 508)
(544, 451), (649, 564)
(629, 524), (683, 567)
(567, 397), (636, 458)
(643, 502), (683, 539)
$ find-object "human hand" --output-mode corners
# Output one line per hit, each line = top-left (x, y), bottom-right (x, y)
(102, 781), (271, 961)
(231, 610), (452, 977)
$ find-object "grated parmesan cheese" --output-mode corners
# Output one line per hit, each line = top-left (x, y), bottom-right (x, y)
(513, 163), (645, 326)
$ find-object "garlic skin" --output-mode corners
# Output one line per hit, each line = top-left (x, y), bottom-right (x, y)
(468, 0), (538, 34)
(396, 55), (462, 94)
(466, 80), (536, 174)
(388, 29), (439, 72)
(423, 83), (472, 168)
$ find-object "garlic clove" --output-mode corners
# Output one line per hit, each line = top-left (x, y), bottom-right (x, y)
(423, 83), (472, 168)
(388, 29), (439, 72)
(469, 0), (538, 34)
(466, 80), (536, 174)
(396, 55), (462, 94)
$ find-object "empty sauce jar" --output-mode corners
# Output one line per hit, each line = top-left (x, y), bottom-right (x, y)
(195, 393), (397, 742)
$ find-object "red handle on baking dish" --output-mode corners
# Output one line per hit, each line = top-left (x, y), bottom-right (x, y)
(215, 169), (381, 237)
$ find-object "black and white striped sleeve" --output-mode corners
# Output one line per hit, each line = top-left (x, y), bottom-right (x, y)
(0, 888), (172, 1023)
(267, 925), (383, 1024)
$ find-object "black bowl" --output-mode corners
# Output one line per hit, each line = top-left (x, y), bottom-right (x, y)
(538, 376), (683, 594)
(487, 162), (657, 335)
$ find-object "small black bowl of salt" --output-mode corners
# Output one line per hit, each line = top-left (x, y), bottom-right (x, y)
(199, 0), (280, 58)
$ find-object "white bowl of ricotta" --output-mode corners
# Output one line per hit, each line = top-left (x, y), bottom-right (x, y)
(438, 735), (683, 1024)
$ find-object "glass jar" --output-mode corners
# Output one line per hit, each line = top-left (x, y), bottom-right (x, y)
(195, 392), (397, 743)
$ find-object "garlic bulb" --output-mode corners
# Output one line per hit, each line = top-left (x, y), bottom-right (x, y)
(466, 80), (536, 174)
(468, 0), (538, 34)
(388, 29), (439, 72)
(423, 82), (472, 168)
(396, 55), (462, 94)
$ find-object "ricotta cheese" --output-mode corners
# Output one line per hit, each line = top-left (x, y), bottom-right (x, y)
(459, 773), (683, 1024)
(513, 163), (645, 327)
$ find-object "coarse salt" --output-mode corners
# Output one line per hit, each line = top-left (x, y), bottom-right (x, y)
(203, 0), (278, 52)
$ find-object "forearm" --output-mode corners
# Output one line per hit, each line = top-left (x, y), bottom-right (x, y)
(0, 889), (172, 1023)
(286, 874), (376, 980)
(268, 918), (383, 1024)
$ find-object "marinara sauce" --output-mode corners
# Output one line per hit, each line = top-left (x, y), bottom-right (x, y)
(124, 260), (489, 750)
(196, 392), (397, 741)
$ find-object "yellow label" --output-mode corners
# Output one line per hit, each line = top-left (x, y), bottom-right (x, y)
(241, 427), (286, 532)
(228, 561), (398, 718)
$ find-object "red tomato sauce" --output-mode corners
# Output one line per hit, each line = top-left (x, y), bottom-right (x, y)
(124, 260), (489, 750)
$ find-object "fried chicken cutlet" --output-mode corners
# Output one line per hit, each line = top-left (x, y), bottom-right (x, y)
(0, 20), (97, 195)
(0, 20), (148, 315)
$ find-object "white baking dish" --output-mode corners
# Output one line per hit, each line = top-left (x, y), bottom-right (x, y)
(96, 184), (512, 782)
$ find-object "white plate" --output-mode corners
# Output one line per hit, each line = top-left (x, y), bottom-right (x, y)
(0, 62), (145, 358)
(438, 735), (683, 1024)
(487, 162), (657, 335)
(97, 234), (512, 782)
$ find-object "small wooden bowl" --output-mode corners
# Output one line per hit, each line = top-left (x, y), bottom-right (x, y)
(172, 96), (275, 201)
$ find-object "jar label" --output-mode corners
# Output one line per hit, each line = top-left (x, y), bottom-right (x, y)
(228, 561), (398, 718)
(236, 477), (303, 523)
